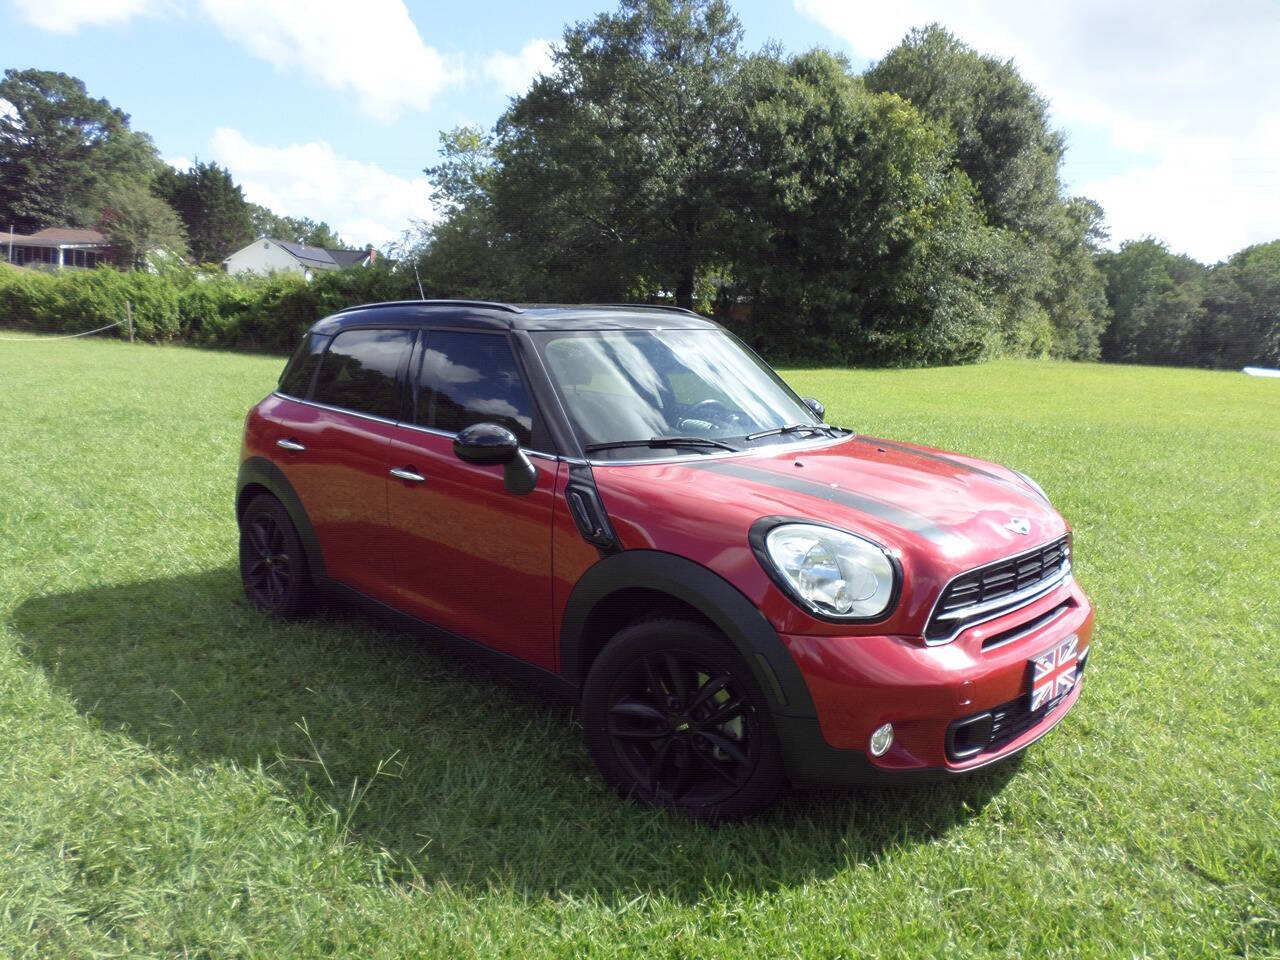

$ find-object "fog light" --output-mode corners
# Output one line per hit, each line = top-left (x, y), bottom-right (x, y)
(869, 722), (894, 757)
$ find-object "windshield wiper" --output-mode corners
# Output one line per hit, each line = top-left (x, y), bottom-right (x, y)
(584, 436), (739, 454)
(743, 423), (833, 442)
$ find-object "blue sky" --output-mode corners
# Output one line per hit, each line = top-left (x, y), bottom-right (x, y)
(3, 0), (1276, 262)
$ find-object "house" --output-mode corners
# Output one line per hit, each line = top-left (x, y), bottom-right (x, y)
(3, 227), (111, 269)
(222, 238), (377, 279)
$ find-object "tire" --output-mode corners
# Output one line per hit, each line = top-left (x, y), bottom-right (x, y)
(239, 493), (314, 618)
(582, 618), (786, 822)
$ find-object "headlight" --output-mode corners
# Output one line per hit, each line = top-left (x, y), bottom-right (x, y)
(1014, 470), (1051, 504)
(758, 522), (898, 619)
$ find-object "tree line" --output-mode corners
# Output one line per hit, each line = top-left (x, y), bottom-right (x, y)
(0, 69), (349, 267)
(2, 0), (1277, 369)
(416, 1), (1277, 369)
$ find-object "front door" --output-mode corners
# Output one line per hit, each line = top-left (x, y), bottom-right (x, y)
(278, 326), (413, 603)
(386, 329), (556, 669)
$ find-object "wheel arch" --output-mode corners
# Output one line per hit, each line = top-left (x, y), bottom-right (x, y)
(559, 550), (817, 719)
(236, 456), (327, 582)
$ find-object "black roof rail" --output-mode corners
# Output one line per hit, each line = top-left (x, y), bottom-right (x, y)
(580, 302), (703, 317)
(336, 299), (524, 315)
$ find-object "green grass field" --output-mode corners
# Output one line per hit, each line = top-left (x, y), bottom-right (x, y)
(1, 333), (1277, 958)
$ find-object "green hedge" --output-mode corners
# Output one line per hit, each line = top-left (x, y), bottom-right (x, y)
(0, 264), (419, 352)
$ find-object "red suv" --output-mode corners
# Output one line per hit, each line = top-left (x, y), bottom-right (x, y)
(238, 300), (1094, 819)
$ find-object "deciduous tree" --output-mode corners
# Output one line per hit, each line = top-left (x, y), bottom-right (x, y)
(0, 69), (158, 232)
(247, 205), (347, 249)
(99, 180), (190, 270)
(491, 0), (745, 308)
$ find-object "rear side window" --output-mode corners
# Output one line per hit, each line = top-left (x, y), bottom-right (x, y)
(312, 328), (413, 420)
(416, 331), (535, 446)
(278, 333), (329, 398)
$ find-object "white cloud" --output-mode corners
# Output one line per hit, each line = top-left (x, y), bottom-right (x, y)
(796, 0), (1280, 262)
(197, 0), (462, 122)
(481, 39), (555, 98)
(208, 127), (433, 249)
(11, 0), (160, 32)
(14, 0), (461, 120)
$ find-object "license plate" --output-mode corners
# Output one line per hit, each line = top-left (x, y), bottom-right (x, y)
(1028, 634), (1079, 711)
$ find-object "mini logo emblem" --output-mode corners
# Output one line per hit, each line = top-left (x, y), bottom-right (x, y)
(1004, 517), (1031, 535)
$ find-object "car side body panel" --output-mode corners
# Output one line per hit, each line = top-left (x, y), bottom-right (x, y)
(248, 395), (400, 605)
(385, 423), (558, 670)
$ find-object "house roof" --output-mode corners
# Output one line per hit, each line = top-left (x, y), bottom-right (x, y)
(328, 249), (371, 268)
(11, 227), (108, 247)
(274, 239), (340, 267)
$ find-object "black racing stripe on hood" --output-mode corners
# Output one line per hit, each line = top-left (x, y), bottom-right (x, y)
(691, 460), (959, 548)
(854, 436), (1015, 486)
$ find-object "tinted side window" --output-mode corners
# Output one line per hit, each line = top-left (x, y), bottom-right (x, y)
(278, 333), (329, 398)
(417, 331), (535, 446)
(312, 328), (413, 419)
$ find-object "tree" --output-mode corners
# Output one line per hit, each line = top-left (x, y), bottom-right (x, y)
(247, 204), (347, 249)
(1097, 239), (1207, 364)
(154, 161), (254, 263)
(866, 25), (1062, 237)
(488, 0), (746, 308)
(98, 181), (189, 270)
(866, 26), (1107, 358)
(0, 69), (158, 232)
(1197, 240), (1280, 367)
(722, 50), (1000, 365)
(1040, 197), (1109, 360)
(419, 127), (533, 299)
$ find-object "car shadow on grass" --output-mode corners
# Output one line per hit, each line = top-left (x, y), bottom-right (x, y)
(13, 568), (1023, 901)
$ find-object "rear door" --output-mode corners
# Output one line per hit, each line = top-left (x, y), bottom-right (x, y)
(385, 329), (557, 669)
(272, 326), (413, 603)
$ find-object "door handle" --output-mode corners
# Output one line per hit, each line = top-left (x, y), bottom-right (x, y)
(390, 467), (426, 483)
(276, 438), (306, 452)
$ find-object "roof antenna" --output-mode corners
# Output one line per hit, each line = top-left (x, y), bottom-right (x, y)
(411, 256), (425, 300)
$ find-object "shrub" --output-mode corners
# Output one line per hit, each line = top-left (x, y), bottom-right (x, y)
(0, 262), (418, 351)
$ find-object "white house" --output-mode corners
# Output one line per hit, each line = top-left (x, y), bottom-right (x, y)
(222, 238), (377, 279)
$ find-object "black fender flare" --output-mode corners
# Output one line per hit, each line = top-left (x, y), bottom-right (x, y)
(558, 550), (817, 719)
(235, 456), (327, 583)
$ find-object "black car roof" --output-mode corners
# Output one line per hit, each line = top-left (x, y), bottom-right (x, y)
(309, 300), (719, 335)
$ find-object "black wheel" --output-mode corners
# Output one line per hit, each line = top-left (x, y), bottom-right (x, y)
(239, 494), (313, 618)
(582, 618), (785, 821)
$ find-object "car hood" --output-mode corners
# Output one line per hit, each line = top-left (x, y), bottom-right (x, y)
(593, 433), (1067, 577)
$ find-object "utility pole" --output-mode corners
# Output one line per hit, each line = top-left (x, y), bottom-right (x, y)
(6, 225), (12, 265)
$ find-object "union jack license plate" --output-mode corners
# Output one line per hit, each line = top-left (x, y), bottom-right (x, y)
(1028, 634), (1079, 712)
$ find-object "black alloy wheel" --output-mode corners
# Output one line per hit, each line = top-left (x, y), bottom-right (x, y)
(239, 494), (312, 618)
(583, 619), (785, 821)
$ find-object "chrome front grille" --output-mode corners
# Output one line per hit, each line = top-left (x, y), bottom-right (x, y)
(925, 536), (1071, 643)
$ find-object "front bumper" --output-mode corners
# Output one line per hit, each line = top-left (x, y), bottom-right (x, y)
(775, 577), (1094, 785)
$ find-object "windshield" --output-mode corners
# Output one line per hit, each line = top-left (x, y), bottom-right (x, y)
(531, 328), (824, 458)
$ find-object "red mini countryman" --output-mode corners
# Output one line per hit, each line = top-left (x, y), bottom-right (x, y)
(237, 300), (1093, 820)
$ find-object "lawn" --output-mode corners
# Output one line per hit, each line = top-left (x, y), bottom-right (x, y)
(0, 332), (1277, 958)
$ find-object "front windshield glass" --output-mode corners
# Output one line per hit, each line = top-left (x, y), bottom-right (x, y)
(531, 328), (824, 457)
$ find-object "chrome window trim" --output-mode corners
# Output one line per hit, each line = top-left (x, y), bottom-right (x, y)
(271, 392), (560, 460)
(275, 392), (400, 427)
(923, 537), (1073, 646)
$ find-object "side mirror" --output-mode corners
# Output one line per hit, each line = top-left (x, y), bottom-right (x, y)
(453, 422), (538, 495)
(802, 397), (825, 420)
